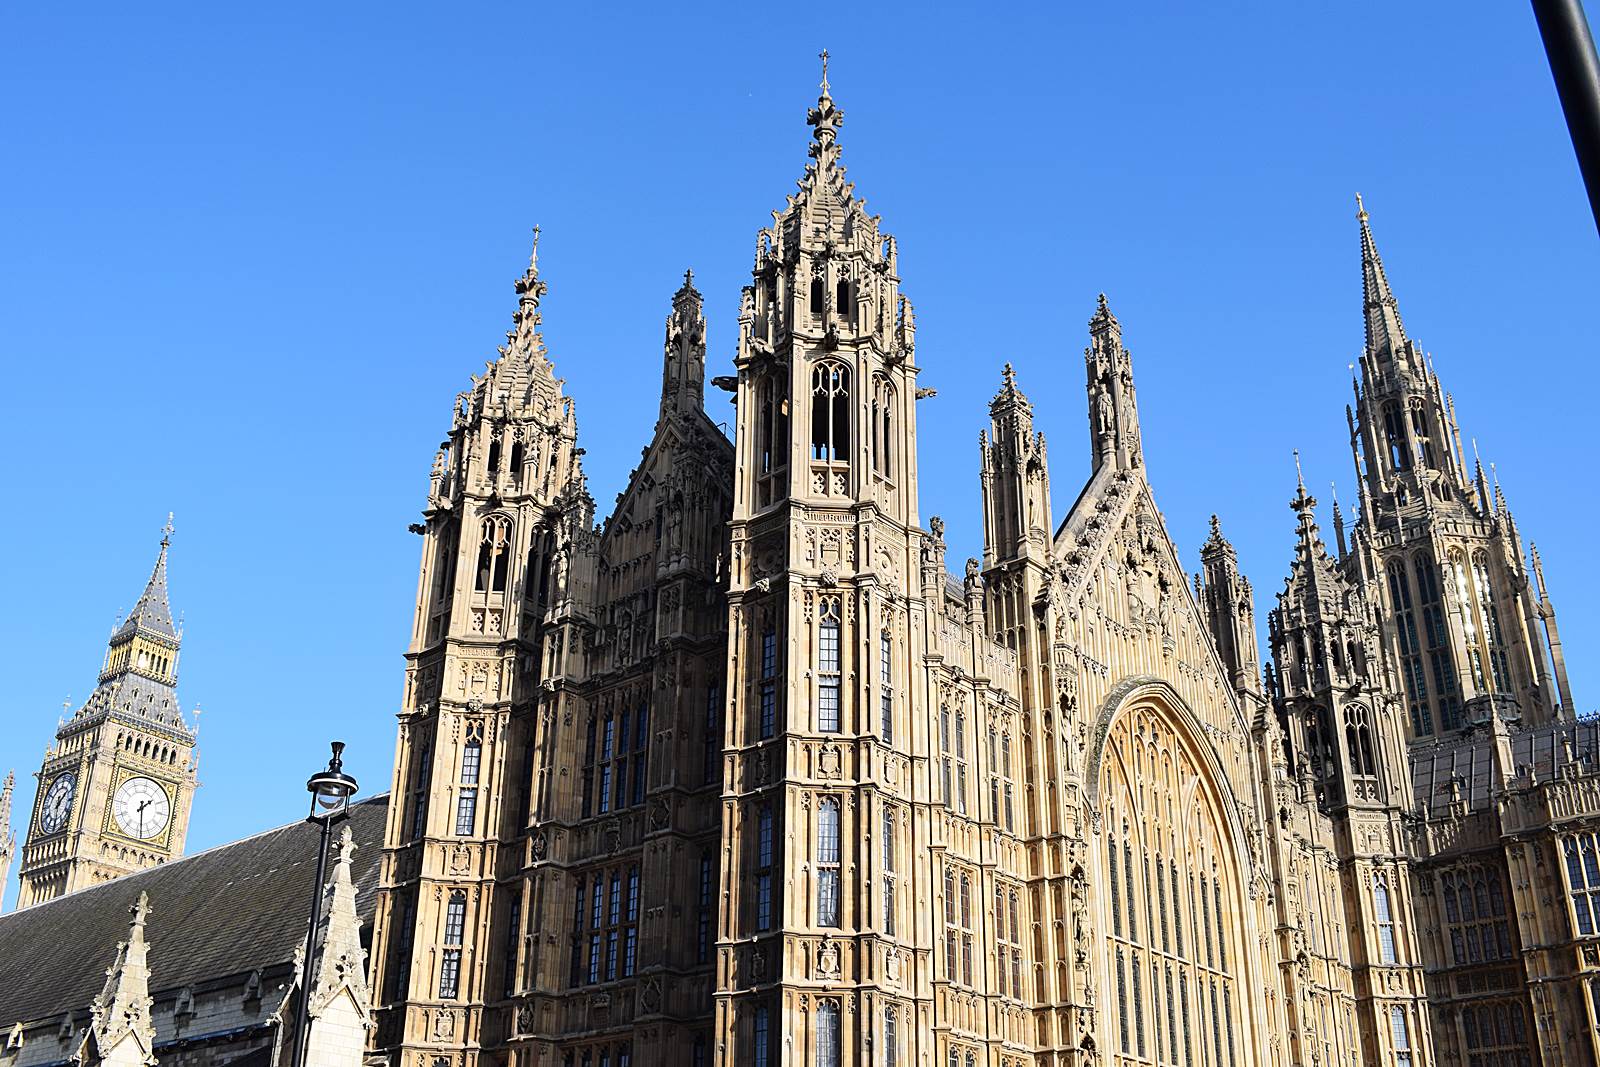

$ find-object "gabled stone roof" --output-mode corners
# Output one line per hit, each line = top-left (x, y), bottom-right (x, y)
(0, 794), (389, 1031)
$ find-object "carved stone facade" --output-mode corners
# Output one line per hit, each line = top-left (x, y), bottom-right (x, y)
(367, 70), (1598, 1067)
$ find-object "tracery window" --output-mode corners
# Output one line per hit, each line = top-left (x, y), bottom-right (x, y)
(883, 1004), (899, 1067)
(576, 864), (639, 985)
(817, 796), (841, 927)
(1103, 704), (1239, 1067)
(1451, 551), (1489, 693)
(811, 361), (850, 465)
(954, 708), (970, 815)
(1442, 864), (1514, 963)
(1388, 562), (1430, 736)
(1383, 401), (1410, 471)
(818, 599), (841, 732)
(1460, 1001), (1531, 1067)
(989, 725), (1015, 831)
(1409, 398), (1438, 469)
(476, 516), (512, 592)
(995, 882), (1023, 999)
(1374, 878), (1398, 964)
(943, 864), (975, 986)
(1562, 832), (1600, 936)
(1345, 703), (1377, 779)
(439, 891), (466, 999)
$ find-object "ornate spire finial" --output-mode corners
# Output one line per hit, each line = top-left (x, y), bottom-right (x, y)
(1294, 449), (1306, 491)
(161, 512), (174, 547)
(529, 224), (541, 273)
(1355, 191), (1367, 221)
(819, 49), (831, 94)
(806, 50), (844, 160)
(1002, 362), (1016, 387)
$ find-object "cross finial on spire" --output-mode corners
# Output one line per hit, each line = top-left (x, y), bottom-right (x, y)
(161, 513), (174, 547)
(529, 224), (541, 273)
(1355, 191), (1367, 221)
(819, 49), (830, 93)
(1294, 449), (1305, 491)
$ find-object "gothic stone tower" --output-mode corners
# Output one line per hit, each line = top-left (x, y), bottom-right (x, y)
(17, 525), (198, 907)
(368, 234), (736, 1067)
(1349, 198), (1568, 739)
(367, 234), (584, 1065)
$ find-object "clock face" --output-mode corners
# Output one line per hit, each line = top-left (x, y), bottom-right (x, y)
(39, 773), (76, 835)
(113, 777), (171, 840)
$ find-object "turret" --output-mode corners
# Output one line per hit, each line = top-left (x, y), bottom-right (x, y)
(981, 363), (1052, 567)
(661, 270), (708, 419)
(1197, 516), (1263, 705)
(1085, 294), (1143, 473)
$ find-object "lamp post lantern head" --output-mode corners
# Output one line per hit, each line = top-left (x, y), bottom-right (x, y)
(306, 740), (358, 822)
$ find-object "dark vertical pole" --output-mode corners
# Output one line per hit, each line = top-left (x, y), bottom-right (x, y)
(292, 818), (333, 1067)
(1532, 0), (1600, 235)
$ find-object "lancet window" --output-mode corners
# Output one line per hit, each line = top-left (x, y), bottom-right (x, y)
(1388, 562), (1430, 736)
(870, 374), (894, 480)
(1562, 832), (1600, 936)
(475, 515), (513, 593)
(755, 374), (789, 508)
(1415, 555), (1461, 730)
(810, 361), (850, 466)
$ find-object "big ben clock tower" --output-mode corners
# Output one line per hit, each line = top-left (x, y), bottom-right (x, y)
(17, 520), (199, 907)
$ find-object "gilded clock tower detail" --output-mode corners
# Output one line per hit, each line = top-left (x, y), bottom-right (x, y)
(17, 520), (199, 907)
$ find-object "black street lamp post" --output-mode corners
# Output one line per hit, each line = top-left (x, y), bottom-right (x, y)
(290, 741), (359, 1067)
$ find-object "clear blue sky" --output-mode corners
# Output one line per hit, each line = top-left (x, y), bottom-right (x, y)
(3, 4), (1596, 909)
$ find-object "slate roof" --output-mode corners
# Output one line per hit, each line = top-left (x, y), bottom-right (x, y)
(116, 537), (179, 643)
(0, 794), (389, 1030)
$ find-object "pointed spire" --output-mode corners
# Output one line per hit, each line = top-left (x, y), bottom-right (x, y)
(116, 518), (177, 641)
(0, 771), (14, 897)
(306, 825), (372, 1017)
(84, 893), (157, 1066)
(661, 268), (707, 418)
(1357, 194), (1409, 361)
(512, 225), (548, 328)
(1330, 482), (1349, 559)
(990, 361), (1032, 418)
(1085, 294), (1142, 472)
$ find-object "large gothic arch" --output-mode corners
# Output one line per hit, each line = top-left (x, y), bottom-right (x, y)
(1086, 676), (1266, 1067)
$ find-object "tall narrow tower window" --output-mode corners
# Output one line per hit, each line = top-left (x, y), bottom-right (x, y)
(1382, 402), (1410, 472)
(1415, 556), (1461, 729)
(758, 621), (779, 740)
(476, 517), (512, 592)
(879, 631), (893, 743)
(1472, 553), (1512, 691)
(1374, 878), (1398, 963)
(1408, 399), (1437, 469)
(817, 796), (841, 926)
(810, 274), (825, 317)
(811, 362), (851, 465)
(756, 375), (789, 508)
(455, 726), (482, 836)
(818, 599), (841, 733)
(1563, 832), (1600, 935)
(1388, 563), (1430, 735)
(954, 710), (969, 815)
(870, 376), (895, 479)
(882, 804), (896, 936)
(439, 891), (466, 999)
(756, 804), (775, 931)
(939, 704), (954, 806)
(487, 435), (502, 480)
(816, 999), (841, 1067)
(1390, 1006), (1412, 1067)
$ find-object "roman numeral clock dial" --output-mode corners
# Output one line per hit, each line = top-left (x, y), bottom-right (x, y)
(112, 776), (171, 841)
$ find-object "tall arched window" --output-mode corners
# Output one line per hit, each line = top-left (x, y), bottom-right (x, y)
(487, 434), (502, 480)
(1345, 703), (1377, 779)
(811, 361), (851, 465)
(475, 516), (512, 592)
(756, 374), (789, 508)
(1408, 399), (1437, 469)
(817, 797), (841, 926)
(1388, 562), (1430, 735)
(870, 375), (894, 479)
(455, 727), (482, 836)
(1415, 555), (1461, 729)
(1383, 402), (1409, 471)
(810, 272), (825, 317)
(1102, 703), (1239, 1067)
(753, 1003), (770, 1067)
(1472, 552), (1512, 692)
(836, 275), (851, 319)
